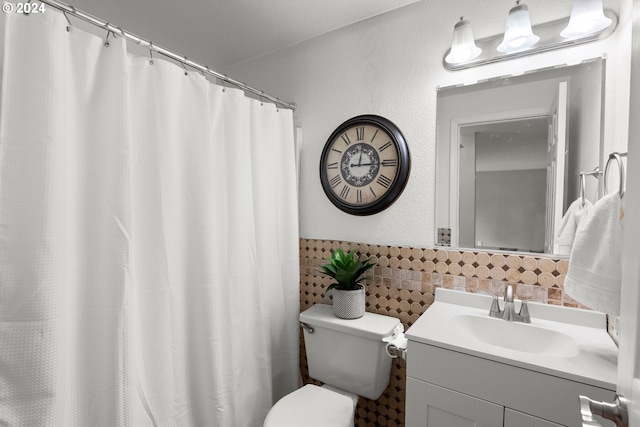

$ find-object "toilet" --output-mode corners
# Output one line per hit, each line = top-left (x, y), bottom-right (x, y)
(264, 304), (402, 427)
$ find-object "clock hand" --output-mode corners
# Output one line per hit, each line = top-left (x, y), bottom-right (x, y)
(350, 162), (375, 167)
(357, 149), (363, 166)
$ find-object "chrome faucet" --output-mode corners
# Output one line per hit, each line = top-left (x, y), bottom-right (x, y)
(502, 285), (516, 321)
(486, 284), (532, 323)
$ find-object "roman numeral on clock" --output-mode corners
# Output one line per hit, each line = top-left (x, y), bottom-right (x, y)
(327, 162), (338, 170)
(340, 185), (350, 199)
(356, 189), (362, 204)
(377, 175), (392, 188)
(379, 141), (393, 151)
(356, 127), (365, 141)
(329, 175), (342, 188)
(341, 133), (352, 146)
(382, 159), (397, 167)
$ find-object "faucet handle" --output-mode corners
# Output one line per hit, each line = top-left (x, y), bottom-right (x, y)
(518, 300), (532, 323)
(518, 298), (544, 323)
(489, 297), (501, 318)
(478, 291), (502, 318)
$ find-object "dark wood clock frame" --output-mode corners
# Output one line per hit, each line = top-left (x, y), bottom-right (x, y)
(319, 115), (411, 216)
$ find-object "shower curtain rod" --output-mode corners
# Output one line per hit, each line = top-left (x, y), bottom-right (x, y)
(37, 0), (297, 111)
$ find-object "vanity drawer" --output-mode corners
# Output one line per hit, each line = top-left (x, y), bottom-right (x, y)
(406, 342), (615, 427)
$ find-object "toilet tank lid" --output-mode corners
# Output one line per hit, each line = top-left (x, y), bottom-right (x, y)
(300, 304), (401, 340)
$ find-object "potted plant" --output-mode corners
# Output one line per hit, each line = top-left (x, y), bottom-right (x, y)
(319, 248), (376, 319)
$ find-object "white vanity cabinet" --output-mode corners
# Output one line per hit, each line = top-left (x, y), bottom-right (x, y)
(405, 342), (614, 427)
(404, 289), (619, 427)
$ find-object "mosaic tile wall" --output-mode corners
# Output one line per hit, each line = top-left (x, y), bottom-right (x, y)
(299, 238), (581, 427)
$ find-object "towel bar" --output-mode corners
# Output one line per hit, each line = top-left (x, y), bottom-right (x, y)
(604, 152), (626, 198)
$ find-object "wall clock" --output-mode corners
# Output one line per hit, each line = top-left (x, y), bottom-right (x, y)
(319, 115), (411, 215)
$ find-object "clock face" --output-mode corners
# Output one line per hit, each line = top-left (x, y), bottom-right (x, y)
(320, 115), (410, 215)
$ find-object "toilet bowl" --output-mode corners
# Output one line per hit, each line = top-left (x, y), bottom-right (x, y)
(263, 384), (357, 427)
(263, 304), (403, 427)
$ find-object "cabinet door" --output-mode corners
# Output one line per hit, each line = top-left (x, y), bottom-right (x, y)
(504, 408), (564, 427)
(406, 378), (504, 427)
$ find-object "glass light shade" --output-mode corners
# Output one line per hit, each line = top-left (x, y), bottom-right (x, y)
(444, 18), (482, 65)
(497, 2), (540, 53)
(560, 0), (612, 38)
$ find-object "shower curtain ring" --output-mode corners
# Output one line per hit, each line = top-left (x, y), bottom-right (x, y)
(259, 91), (265, 106)
(104, 28), (112, 47)
(63, 10), (72, 32)
(181, 58), (189, 76)
(221, 74), (228, 92)
(149, 42), (154, 65)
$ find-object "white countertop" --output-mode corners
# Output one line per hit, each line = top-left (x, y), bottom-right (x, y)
(406, 288), (618, 390)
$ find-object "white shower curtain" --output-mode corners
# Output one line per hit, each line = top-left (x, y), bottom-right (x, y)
(0, 11), (299, 427)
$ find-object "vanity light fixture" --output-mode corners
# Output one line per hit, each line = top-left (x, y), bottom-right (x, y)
(497, 1), (540, 53)
(443, 1), (617, 71)
(560, 0), (612, 39)
(444, 17), (482, 65)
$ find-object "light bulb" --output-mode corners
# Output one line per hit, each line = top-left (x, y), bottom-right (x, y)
(561, 0), (612, 38)
(445, 17), (482, 65)
(497, 1), (540, 53)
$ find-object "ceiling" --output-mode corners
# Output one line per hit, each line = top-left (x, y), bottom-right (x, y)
(48, 0), (421, 70)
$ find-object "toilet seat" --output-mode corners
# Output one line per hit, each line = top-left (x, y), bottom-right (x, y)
(263, 384), (355, 427)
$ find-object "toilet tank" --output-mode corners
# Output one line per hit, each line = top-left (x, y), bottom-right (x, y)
(300, 304), (401, 400)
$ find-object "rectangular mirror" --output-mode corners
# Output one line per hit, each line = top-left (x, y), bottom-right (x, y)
(435, 58), (605, 256)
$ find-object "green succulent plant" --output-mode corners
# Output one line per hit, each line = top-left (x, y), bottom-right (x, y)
(319, 248), (376, 291)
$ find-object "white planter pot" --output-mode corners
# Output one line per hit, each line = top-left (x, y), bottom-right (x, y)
(331, 284), (365, 319)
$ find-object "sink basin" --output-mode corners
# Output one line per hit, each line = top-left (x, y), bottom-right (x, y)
(450, 313), (579, 358)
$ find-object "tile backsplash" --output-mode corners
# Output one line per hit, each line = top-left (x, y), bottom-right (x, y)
(298, 238), (589, 427)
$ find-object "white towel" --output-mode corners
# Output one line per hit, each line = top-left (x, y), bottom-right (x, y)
(555, 198), (593, 256)
(564, 193), (623, 314)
